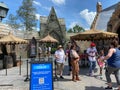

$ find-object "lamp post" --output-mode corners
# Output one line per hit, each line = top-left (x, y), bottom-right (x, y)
(0, 2), (9, 75)
(0, 2), (9, 22)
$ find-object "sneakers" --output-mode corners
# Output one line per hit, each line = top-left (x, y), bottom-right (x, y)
(60, 76), (64, 79)
(105, 86), (112, 89)
(54, 75), (59, 81)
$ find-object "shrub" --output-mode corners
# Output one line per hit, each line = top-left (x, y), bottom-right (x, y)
(51, 48), (57, 54)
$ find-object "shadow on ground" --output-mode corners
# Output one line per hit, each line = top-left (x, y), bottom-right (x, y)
(85, 86), (104, 90)
(63, 65), (89, 76)
(53, 77), (71, 82)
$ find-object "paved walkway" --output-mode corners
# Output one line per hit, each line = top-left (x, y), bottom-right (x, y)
(0, 58), (118, 90)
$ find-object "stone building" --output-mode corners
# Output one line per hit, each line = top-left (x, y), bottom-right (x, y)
(91, 2), (120, 53)
(39, 7), (66, 45)
(0, 23), (39, 58)
(91, 2), (120, 40)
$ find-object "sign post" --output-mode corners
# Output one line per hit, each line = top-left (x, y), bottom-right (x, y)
(30, 61), (53, 90)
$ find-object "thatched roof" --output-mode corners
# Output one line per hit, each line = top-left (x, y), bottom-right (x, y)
(39, 34), (58, 43)
(0, 33), (28, 44)
(71, 29), (118, 41)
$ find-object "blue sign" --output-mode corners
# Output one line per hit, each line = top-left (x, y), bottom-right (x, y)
(30, 62), (53, 90)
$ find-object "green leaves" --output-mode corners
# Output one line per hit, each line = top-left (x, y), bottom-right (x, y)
(17, 0), (37, 31)
(67, 24), (85, 33)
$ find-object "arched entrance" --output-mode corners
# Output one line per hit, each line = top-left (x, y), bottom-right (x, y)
(116, 26), (120, 44)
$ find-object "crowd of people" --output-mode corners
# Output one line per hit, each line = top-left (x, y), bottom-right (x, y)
(37, 39), (120, 89)
(54, 40), (120, 90)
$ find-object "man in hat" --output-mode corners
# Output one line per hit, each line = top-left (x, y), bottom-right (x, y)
(86, 42), (98, 76)
(54, 45), (66, 79)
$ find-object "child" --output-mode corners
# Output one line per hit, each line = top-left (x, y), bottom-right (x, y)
(97, 50), (105, 79)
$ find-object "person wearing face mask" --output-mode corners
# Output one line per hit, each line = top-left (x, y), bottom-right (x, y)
(54, 45), (66, 79)
(86, 42), (98, 76)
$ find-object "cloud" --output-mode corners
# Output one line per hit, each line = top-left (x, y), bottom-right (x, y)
(33, 1), (42, 7)
(51, 0), (65, 5)
(33, 1), (50, 12)
(80, 9), (96, 26)
(43, 7), (51, 11)
(35, 14), (41, 20)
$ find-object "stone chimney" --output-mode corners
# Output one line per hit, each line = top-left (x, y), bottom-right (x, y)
(96, 2), (102, 13)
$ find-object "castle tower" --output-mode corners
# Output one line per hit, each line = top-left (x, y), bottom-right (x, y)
(40, 7), (66, 45)
(96, 2), (102, 13)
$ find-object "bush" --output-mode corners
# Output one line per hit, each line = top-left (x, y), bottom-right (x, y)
(51, 48), (57, 54)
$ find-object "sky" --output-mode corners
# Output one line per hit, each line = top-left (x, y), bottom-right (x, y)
(0, 0), (120, 31)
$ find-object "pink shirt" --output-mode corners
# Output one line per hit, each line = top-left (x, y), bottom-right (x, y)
(98, 56), (104, 67)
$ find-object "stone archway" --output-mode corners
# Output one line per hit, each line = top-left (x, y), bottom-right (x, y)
(49, 30), (63, 44)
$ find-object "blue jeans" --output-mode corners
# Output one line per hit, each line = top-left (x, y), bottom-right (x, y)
(89, 61), (96, 74)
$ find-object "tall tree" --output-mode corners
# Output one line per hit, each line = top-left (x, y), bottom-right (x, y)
(17, 0), (36, 31)
(67, 24), (85, 33)
(6, 14), (20, 29)
(73, 24), (85, 33)
(67, 28), (73, 33)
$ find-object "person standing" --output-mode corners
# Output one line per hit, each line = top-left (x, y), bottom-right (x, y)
(47, 46), (51, 57)
(38, 46), (42, 59)
(73, 42), (81, 55)
(54, 45), (66, 79)
(97, 49), (105, 79)
(66, 47), (72, 75)
(70, 45), (80, 82)
(86, 42), (98, 76)
(100, 40), (120, 90)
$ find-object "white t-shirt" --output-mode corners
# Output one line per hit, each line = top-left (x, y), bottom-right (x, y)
(48, 47), (51, 52)
(38, 47), (42, 53)
(87, 47), (97, 61)
(55, 49), (65, 63)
